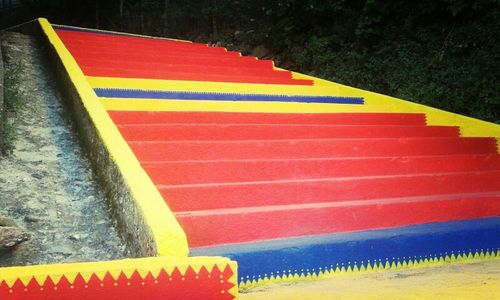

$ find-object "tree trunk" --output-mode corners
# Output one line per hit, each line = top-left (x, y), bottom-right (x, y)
(119, 0), (124, 18)
(95, 0), (99, 28)
(162, 0), (169, 34)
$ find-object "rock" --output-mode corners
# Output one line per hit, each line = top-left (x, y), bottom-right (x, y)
(24, 215), (39, 223)
(31, 173), (43, 179)
(251, 45), (271, 59)
(0, 217), (30, 250)
(0, 217), (17, 227)
(0, 226), (30, 250)
(69, 234), (80, 241)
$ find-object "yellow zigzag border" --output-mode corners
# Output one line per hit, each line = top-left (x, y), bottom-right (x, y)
(239, 248), (500, 290)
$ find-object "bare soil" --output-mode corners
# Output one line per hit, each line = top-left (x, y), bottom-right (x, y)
(240, 259), (500, 300)
(0, 31), (126, 267)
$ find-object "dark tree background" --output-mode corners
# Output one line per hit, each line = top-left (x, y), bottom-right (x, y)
(1, 0), (498, 123)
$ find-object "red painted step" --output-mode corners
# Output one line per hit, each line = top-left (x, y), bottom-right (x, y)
(82, 66), (311, 85)
(129, 137), (498, 162)
(81, 63), (291, 79)
(142, 154), (500, 185)
(159, 171), (500, 211)
(109, 112), (427, 126)
(69, 49), (265, 65)
(75, 56), (274, 70)
(56, 31), (235, 54)
(56, 29), (223, 50)
(64, 43), (244, 58)
(118, 124), (459, 141)
(56, 29), (312, 85)
(177, 193), (500, 247)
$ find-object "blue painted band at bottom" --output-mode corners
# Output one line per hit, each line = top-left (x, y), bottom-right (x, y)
(191, 218), (500, 283)
(94, 88), (365, 104)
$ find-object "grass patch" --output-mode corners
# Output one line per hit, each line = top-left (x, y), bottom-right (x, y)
(1, 62), (24, 155)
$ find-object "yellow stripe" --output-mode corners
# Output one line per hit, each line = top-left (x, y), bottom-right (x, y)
(100, 98), (390, 113)
(87, 76), (342, 96)
(38, 18), (188, 257)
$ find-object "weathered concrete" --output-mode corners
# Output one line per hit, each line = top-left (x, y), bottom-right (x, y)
(0, 31), (126, 266)
(11, 21), (160, 257)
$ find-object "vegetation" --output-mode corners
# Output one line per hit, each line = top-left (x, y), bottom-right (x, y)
(4, 0), (500, 123)
(1, 61), (24, 155)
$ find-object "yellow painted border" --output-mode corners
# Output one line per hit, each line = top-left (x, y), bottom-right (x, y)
(38, 18), (188, 257)
(0, 256), (235, 288)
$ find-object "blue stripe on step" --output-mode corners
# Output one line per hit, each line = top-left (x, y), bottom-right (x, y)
(190, 217), (500, 283)
(94, 88), (365, 104)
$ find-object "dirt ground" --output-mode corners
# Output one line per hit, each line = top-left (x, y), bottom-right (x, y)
(0, 31), (126, 267)
(240, 259), (500, 300)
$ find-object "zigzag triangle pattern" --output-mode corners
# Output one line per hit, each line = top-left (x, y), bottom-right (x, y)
(0, 265), (235, 299)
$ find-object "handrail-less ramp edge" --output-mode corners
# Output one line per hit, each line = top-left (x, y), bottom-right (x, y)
(38, 18), (188, 258)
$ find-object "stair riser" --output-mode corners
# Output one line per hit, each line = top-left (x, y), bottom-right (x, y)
(161, 172), (500, 211)
(76, 57), (274, 70)
(109, 112), (427, 126)
(143, 155), (500, 185)
(178, 196), (500, 247)
(118, 125), (459, 141)
(83, 67), (311, 85)
(130, 138), (498, 161)
(80, 62), (292, 80)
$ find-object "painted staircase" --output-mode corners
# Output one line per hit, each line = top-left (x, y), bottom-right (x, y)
(1, 19), (498, 300)
(52, 24), (500, 288)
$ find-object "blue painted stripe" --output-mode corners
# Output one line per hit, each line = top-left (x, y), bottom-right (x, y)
(190, 218), (500, 282)
(94, 88), (365, 104)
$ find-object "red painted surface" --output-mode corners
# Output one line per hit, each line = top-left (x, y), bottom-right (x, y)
(160, 171), (500, 211)
(55, 29), (312, 85)
(178, 194), (500, 247)
(142, 154), (500, 185)
(0, 265), (235, 300)
(129, 137), (498, 161)
(82, 66), (308, 85)
(112, 111), (499, 248)
(108, 112), (427, 126)
(105, 110), (500, 247)
(76, 57), (275, 70)
(118, 124), (459, 141)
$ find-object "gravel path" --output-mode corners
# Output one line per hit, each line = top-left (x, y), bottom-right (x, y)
(0, 31), (126, 266)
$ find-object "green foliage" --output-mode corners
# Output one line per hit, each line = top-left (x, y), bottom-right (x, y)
(1, 62), (24, 155)
(4, 63), (23, 111)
